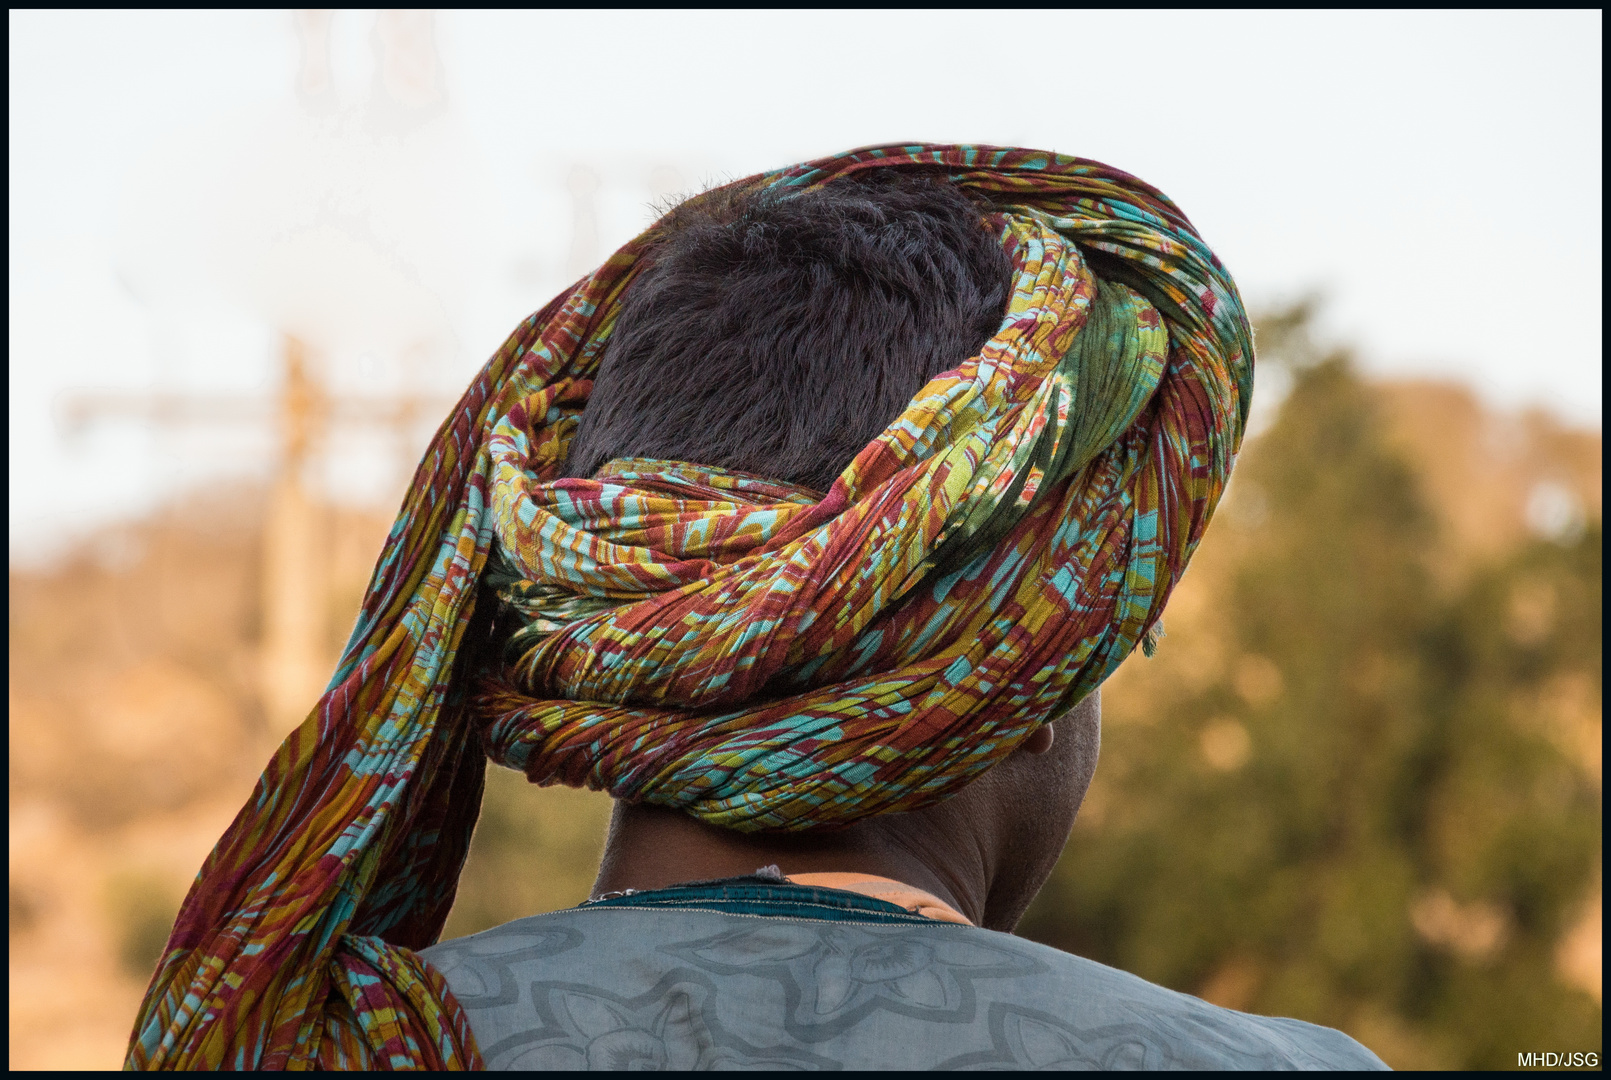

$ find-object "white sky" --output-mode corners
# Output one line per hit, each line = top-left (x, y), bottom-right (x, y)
(8, 10), (1603, 564)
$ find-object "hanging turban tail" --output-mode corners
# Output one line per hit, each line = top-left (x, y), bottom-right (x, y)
(127, 145), (1253, 1069)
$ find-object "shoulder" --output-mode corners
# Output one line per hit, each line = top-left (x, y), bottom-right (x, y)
(981, 931), (1389, 1070)
(420, 907), (1388, 1071)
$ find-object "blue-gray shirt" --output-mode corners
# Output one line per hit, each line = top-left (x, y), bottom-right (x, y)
(419, 879), (1387, 1070)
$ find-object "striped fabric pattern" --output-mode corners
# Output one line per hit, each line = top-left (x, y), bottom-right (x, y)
(127, 145), (1252, 1069)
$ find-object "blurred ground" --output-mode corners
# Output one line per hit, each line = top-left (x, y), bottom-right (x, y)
(7, 367), (1600, 1069)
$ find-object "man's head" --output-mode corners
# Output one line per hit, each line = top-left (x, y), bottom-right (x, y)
(572, 172), (1097, 928)
(563, 170), (1014, 491)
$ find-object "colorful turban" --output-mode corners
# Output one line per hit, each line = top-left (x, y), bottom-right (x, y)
(127, 145), (1252, 1069)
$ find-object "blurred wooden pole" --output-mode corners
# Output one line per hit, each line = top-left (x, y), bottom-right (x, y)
(259, 334), (329, 737)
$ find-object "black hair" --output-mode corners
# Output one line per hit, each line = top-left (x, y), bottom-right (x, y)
(561, 170), (1013, 492)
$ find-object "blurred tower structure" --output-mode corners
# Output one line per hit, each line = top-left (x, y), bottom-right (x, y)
(257, 9), (461, 734)
(257, 12), (337, 734)
(86, 9), (472, 737)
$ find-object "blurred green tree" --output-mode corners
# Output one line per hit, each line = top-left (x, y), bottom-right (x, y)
(1019, 307), (1602, 1068)
(442, 768), (613, 941)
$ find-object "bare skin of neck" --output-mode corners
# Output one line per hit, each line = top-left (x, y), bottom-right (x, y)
(591, 693), (1101, 933)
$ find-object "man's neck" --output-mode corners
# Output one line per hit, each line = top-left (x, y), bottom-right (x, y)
(590, 801), (990, 927)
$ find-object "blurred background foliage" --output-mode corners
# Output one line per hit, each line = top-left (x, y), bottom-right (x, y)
(1018, 306), (1602, 1068)
(8, 305), (1600, 1069)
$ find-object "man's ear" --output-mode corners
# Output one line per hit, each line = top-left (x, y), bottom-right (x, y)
(1021, 724), (1055, 755)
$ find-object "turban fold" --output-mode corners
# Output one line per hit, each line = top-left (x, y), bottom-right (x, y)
(127, 145), (1252, 1069)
